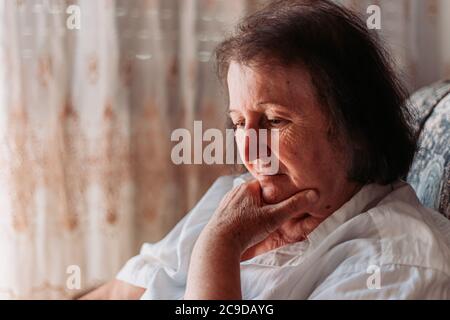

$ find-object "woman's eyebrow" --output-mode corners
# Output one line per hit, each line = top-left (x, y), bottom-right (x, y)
(257, 101), (289, 110)
(259, 101), (304, 116)
(228, 102), (288, 112)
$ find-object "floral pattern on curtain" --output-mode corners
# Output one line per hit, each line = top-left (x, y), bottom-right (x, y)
(0, 0), (251, 299)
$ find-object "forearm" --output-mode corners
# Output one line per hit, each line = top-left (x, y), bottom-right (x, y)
(183, 181), (319, 299)
(78, 279), (145, 300)
(185, 231), (242, 300)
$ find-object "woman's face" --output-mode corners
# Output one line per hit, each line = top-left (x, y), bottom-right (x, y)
(227, 61), (359, 220)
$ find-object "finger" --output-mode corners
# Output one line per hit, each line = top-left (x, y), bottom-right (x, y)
(233, 179), (261, 196)
(220, 179), (261, 208)
(266, 189), (319, 217)
(244, 179), (261, 191)
(239, 180), (263, 205)
(257, 190), (319, 235)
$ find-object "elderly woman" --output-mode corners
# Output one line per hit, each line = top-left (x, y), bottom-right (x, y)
(83, 0), (450, 299)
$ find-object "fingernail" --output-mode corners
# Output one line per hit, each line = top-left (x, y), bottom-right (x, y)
(306, 190), (319, 203)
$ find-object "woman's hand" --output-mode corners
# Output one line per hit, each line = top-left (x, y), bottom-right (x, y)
(185, 180), (319, 300)
(206, 180), (319, 252)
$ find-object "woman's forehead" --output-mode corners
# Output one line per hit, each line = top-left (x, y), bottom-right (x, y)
(227, 61), (317, 112)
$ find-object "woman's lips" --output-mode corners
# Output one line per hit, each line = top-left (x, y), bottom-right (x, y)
(251, 159), (281, 176)
(256, 171), (281, 176)
(254, 165), (283, 177)
(255, 172), (285, 179)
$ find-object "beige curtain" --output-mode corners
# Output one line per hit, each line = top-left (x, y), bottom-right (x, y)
(0, 0), (252, 299)
(0, 0), (449, 299)
(339, 0), (450, 90)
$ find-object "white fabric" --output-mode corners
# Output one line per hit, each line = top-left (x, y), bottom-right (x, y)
(116, 174), (450, 299)
(2, 0), (450, 300)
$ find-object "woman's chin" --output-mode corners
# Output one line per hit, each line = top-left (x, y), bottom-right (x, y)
(256, 174), (296, 204)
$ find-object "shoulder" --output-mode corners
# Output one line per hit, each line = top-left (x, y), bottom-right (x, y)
(365, 182), (450, 274)
(325, 181), (450, 281)
(310, 182), (450, 299)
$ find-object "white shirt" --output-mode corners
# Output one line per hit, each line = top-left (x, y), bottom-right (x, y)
(116, 174), (450, 299)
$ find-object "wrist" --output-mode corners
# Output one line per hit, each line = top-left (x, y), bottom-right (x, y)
(186, 227), (243, 300)
(197, 225), (245, 255)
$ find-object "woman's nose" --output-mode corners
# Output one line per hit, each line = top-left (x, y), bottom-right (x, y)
(241, 126), (272, 164)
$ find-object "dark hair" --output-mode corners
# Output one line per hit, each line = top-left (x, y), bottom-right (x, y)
(215, 0), (418, 185)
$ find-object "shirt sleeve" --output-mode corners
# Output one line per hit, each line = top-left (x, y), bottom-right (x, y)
(308, 263), (450, 300)
(115, 175), (235, 298)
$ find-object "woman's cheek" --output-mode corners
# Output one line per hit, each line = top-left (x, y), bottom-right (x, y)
(279, 127), (321, 191)
(279, 125), (306, 151)
(278, 127), (304, 167)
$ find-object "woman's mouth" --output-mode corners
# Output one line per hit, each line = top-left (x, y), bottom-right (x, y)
(253, 164), (283, 177)
(255, 171), (286, 180)
(256, 170), (281, 176)
(250, 158), (281, 177)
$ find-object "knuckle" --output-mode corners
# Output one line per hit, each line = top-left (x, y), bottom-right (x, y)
(244, 180), (259, 191)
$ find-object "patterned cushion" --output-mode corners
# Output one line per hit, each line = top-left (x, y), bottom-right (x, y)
(407, 80), (450, 218)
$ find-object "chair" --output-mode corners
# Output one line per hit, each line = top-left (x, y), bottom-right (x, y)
(407, 80), (450, 218)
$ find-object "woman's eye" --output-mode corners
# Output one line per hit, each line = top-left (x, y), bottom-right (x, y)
(267, 118), (286, 127)
(233, 120), (245, 129)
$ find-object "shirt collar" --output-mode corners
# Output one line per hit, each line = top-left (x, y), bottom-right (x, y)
(306, 180), (405, 249)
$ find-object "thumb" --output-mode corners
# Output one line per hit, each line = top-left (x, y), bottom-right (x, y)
(265, 189), (320, 218)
